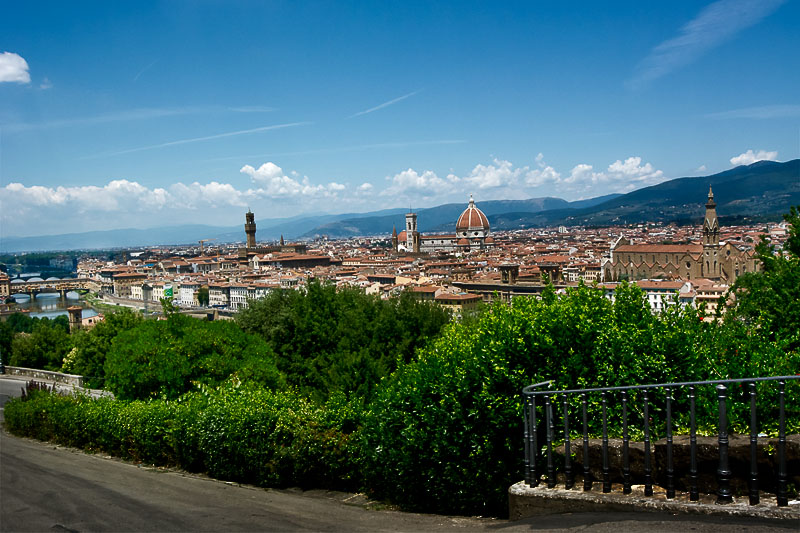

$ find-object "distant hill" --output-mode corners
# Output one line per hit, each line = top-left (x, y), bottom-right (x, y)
(0, 208), (408, 253)
(301, 194), (622, 238)
(2, 160), (795, 252)
(489, 159), (800, 229)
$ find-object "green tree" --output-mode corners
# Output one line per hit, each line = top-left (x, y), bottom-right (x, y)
(6, 312), (35, 333)
(727, 206), (800, 353)
(63, 308), (143, 388)
(0, 320), (13, 365)
(236, 281), (451, 402)
(197, 286), (209, 306)
(104, 313), (283, 400)
(10, 320), (71, 371)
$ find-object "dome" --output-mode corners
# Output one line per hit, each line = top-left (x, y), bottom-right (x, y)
(397, 230), (408, 242)
(455, 196), (490, 235)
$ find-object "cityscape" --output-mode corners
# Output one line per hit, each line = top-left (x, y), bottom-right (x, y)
(1, 1), (799, 532)
(1, 186), (792, 324)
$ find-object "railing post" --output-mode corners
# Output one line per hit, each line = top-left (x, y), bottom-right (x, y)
(523, 395), (532, 487)
(666, 387), (675, 499)
(777, 381), (788, 506)
(749, 382), (759, 505)
(531, 395), (539, 487)
(716, 384), (733, 504)
(689, 385), (698, 501)
(601, 391), (610, 493)
(563, 396), (574, 489)
(582, 392), (591, 491)
(545, 394), (555, 488)
(621, 390), (631, 494)
(643, 389), (653, 496)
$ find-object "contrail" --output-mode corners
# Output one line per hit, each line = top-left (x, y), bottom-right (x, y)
(80, 122), (311, 159)
(349, 90), (421, 118)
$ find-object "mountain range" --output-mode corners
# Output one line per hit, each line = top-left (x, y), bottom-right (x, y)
(1, 160), (797, 253)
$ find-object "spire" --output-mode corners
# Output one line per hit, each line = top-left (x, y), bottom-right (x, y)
(703, 187), (719, 246)
(392, 225), (397, 237)
(706, 186), (715, 208)
(469, 193), (474, 208)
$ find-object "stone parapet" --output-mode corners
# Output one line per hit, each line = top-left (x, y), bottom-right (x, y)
(3, 366), (84, 388)
(509, 481), (800, 521)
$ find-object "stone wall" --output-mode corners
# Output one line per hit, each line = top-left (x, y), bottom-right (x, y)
(3, 366), (84, 388)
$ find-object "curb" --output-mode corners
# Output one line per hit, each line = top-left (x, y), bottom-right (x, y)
(509, 481), (800, 521)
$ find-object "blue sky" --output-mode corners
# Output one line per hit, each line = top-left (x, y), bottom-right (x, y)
(1, 0), (798, 237)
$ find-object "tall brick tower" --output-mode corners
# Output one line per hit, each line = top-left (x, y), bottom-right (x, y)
(702, 187), (720, 279)
(245, 210), (256, 248)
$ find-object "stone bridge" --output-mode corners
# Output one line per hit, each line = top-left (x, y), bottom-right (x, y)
(9, 278), (96, 299)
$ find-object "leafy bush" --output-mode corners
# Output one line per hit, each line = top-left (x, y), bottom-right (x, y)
(3, 383), (361, 491)
(360, 281), (799, 516)
(63, 307), (143, 388)
(237, 280), (451, 402)
(103, 314), (284, 400)
(10, 318), (72, 371)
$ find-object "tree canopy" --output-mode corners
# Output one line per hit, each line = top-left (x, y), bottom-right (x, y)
(236, 280), (451, 402)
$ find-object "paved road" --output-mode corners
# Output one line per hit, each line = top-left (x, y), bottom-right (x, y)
(1, 379), (798, 532)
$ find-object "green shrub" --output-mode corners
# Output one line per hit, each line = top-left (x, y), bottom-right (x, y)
(3, 383), (361, 491)
(236, 280), (451, 402)
(104, 314), (284, 400)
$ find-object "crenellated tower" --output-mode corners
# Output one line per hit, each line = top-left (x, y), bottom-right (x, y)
(245, 210), (257, 248)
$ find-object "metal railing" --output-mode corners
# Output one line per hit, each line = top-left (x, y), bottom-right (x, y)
(522, 375), (799, 506)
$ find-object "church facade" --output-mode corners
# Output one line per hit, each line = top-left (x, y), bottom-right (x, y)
(392, 196), (495, 254)
(605, 188), (758, 283)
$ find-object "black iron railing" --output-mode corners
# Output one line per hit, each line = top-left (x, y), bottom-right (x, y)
(522, 375), (799, 506)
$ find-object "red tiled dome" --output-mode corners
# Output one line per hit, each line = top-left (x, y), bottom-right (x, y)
(456, 197), (490, 232)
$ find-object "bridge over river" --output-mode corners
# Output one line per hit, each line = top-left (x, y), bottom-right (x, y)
(9, 277), (96, 299)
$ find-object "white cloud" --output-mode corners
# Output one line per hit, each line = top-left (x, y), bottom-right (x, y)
(564, 164), (603, 185)
(628, 0), (786, 88)
(0, 52), (31, 83)
(357, 183), (373, 192)
(525, 153), (561, 187)
(1, 180), (170, 216)
(39, 77), (52, 90)
(240, 162), (344, 198)
(696, 165), (707, 172)
(382, 168), (457, 198)
(557, 156), (665, 193)
(462, 158), (524, 189)
(730, 149), (778, 166)
(169, 181), (246, 208)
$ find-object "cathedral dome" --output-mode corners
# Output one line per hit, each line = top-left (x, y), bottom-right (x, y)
(456, 196), (490, 237)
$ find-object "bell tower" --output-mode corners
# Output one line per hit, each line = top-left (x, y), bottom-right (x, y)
(702, 187), (720, 278)
(405, 211), (419, 253)
(703, 187), (719, 246)
(245, 210), (256, 249)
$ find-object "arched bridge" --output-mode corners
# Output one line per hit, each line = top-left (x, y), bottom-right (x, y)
(10, 278), (95, 298)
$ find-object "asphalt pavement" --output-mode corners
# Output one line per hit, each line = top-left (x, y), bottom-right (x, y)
(1, 376), (797, 532)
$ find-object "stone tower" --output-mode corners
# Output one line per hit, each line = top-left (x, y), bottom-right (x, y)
(245, 210), (257, 248)
(67, 306), (83, 333)
(391, 225), (398, 252)
(405, 212), (419, 253)
(702, 187), (720, 278)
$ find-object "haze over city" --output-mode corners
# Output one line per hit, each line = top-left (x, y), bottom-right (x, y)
(1, 0), (798, 238)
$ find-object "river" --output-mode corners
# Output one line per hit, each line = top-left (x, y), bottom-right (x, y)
(10, 293), (99, 319)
